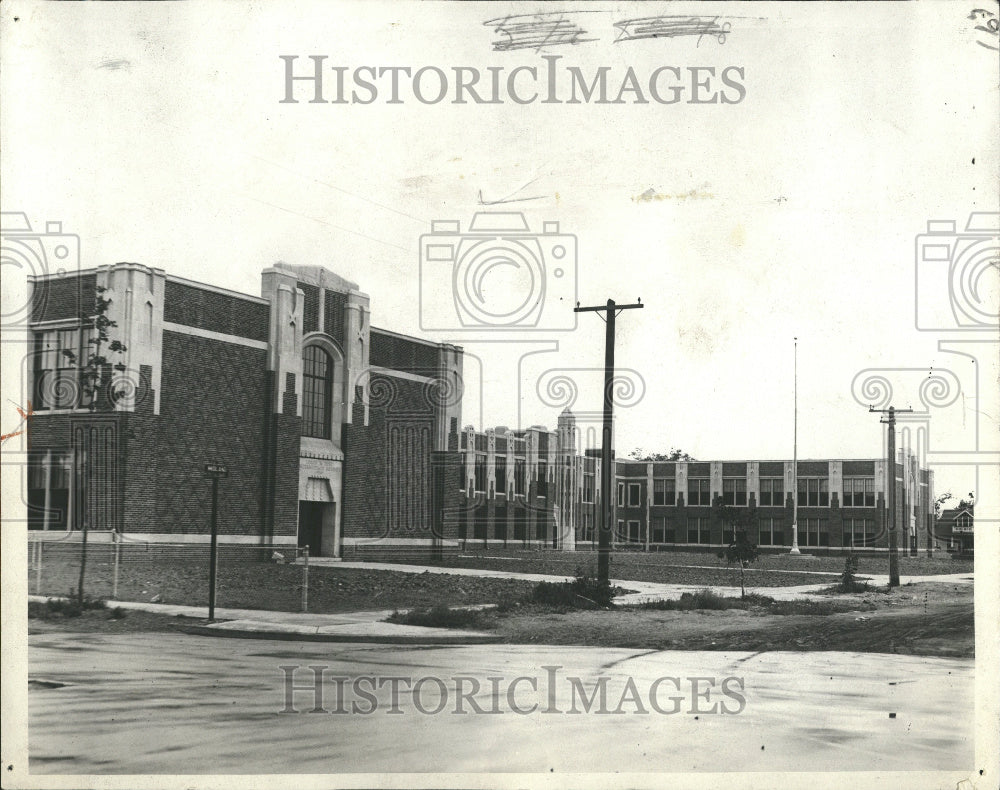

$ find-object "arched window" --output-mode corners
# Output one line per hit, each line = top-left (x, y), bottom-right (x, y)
(303, 345), (334, 439)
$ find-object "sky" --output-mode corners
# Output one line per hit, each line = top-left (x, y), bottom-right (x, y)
(2, 1), (997, 503)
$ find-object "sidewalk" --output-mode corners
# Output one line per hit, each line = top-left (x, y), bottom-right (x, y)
(29, 564), (971, 644)
(314, 559), (973, 605)
(27, 595), (502, 645)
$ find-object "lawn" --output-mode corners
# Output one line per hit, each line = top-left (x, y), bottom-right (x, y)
(29, 555), (540, 614)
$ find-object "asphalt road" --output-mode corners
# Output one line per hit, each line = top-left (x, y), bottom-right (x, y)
(28, 631), (973, 774)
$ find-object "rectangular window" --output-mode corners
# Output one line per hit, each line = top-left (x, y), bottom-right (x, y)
(617, 482), (625, 507)
(514, 459), (525, 496)
(844, 478), (875, 507)
(686, 517), (710, 544)
(797, 518), (829, 547)
(35, 328), (89, 410)
(582, 473), (595, 503)
(797, 478), (830, 507)
(628, 482), (642, 507)
(652, 516), (666, 543)
(759, 478), (784, 507)
(843, 518), (877, 548)
(758, 517), (784, 546)
(495, 457), (507, 495)
(652, 478), (676, 506)
(687, 478), (711, 507)
(474, 455), (487, 493)
(628, 520), (640, 543)
(722, 478), (747, 506)
(536, 460), (548, 497)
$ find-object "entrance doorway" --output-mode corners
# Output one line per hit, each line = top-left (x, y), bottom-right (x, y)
(298, 501), (335, 555)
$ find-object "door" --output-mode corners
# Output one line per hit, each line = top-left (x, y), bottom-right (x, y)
(298, 501), (324, 555)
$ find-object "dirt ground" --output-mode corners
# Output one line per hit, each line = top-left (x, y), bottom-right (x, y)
(488, 582), (974, 658)
(29, 580), (973, 658)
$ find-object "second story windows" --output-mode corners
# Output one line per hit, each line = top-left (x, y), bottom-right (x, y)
(843, 477), (875, 507)
(722, 478), (747, 506)
(653, 478), (676, 506)
(797, 477), (829, 507)
(759, 478), (784, 507)
(687, 478), (711, 506)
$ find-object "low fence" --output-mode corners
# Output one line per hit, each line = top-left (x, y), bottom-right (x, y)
(27, 533), (312, 613)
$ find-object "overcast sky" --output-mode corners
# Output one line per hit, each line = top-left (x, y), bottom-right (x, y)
(2, 1), (997, 501)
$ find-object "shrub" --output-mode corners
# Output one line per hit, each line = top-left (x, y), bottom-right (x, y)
(531, 571), (615, 609)
(387, 605), (489, 629)
(836, 554), (871, 593)
(638, 589), (748, 611)
(29, 595), (108, 620)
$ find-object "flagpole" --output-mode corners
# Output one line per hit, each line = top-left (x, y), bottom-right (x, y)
(790, 336), (800, 554)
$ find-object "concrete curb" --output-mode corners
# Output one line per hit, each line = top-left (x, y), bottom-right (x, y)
(180, 624), (503, 644)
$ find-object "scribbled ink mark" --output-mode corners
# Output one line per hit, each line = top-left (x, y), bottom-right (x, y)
(613, 16), (732, 46)
(1, 401), (33, 444)
(969, 8), (999, 50)
(97, 58), (132, 71)
(484, 12), (599, 52)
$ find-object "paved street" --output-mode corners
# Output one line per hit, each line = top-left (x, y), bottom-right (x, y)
(29, 631), (973, 774)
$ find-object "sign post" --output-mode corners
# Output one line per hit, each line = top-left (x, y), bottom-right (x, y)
(204, 464), (228, 620)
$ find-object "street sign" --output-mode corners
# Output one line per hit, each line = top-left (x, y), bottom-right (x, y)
(204, 464), (228, 477)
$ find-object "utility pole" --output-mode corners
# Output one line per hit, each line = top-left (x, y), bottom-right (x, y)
(574, 298), (644, 583)
(869, 406), (913, 588)
(790, 337), (800, 554)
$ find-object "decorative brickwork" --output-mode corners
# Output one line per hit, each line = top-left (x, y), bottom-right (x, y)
(31, 273), (96, 323)
(163, 280), (269, 341)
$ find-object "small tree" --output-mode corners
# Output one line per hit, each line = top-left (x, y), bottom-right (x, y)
(716, 504), (760, 599)
(61, 285), (127, 603)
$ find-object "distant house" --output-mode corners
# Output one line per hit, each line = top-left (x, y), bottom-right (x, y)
(936, 506), (974, 555)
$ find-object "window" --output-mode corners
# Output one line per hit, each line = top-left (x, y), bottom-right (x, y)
(843, 478), (875, 507)
(474, 455), (487, 493)
(652, 516), (666, 543)
(495, 457), (507, 495)
(34, 328), (88, 410)
(617, 482), (626, 507)
(797, 518), (829, 547)
(723, 478), (747, 506)
(758, 518), (784, 546)
(582, 473), (595, 503)
(457, 459), (467, 490)
(686, 517), (710, 544)
(687, 478), (711, 506)
(627, 520), (640, 543)
(956, 513), (973, 532)
(843, 518), (877, 548)
(653, 478), (676, 506)
(514, 459), (525, 496)
(797, 478), (829, 507)
(580, 512), (595, 543)
(759, 478), (784, 507)
(616, 519), (625, 540)
(303, 345), (334, 438)
(537, 460), (548, 497)
(628, 482), (642, 507)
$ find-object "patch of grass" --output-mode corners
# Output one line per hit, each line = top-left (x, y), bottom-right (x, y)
(387, 604), (491, 629)
(29, 595), (109, 620)
(531, 571), (616, 609)
(629, 590), (871, 616)
(637, 589), (747, 611)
